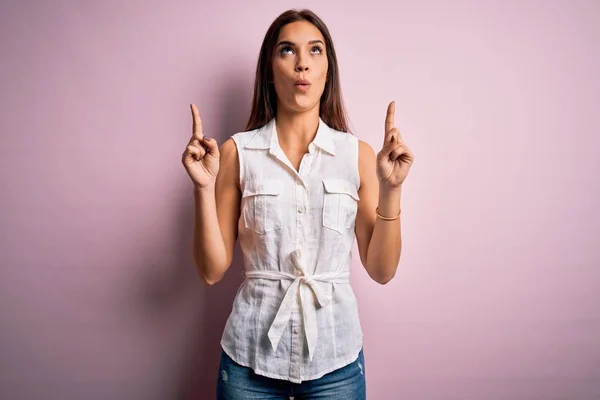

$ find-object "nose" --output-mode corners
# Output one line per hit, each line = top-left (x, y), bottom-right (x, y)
(295, 63), (308, 72)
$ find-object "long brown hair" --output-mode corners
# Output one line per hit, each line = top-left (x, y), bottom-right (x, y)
(244, 9), (351, 133)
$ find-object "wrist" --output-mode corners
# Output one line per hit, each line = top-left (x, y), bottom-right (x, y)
(375, 206), (401, 221)
(193, 183), (216, 196)
(377, 184), (402, 220)
(378, 184), (402, 203)
(379, 182), (402, 194)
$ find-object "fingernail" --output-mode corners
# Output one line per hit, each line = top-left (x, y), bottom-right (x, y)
(203, 137), (212, 141)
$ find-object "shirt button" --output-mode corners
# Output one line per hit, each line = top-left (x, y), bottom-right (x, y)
(297, 206), (305, 213)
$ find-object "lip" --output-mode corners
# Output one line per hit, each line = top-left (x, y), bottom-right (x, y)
(294, 79), (311, 92)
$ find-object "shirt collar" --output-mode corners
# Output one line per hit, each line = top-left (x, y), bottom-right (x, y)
(244, 117), (336, 156)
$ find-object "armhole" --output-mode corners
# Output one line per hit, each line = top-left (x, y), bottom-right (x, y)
(230, 134), (244, 188)
(354, 136), (361, 189)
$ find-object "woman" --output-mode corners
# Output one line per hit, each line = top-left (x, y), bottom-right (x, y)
(182, 8), (414, 400)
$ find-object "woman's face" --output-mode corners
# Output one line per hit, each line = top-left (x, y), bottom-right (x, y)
(271, 21), (329, 114)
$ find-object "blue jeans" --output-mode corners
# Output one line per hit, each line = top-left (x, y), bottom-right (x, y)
(216, 349), (366, 399)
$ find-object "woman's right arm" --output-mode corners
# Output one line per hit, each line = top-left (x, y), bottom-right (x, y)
(192, 138), (240, 285)
(183, 104), (241, 285)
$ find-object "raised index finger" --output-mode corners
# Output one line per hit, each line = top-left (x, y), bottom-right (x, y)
(384, 101), (395, 141)
(385, 101), (395, 132)
(190, 103), (203, 141)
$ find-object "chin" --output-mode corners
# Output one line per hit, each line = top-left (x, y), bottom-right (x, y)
(285, 96), (320, 113)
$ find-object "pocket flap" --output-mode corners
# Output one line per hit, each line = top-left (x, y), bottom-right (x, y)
(322, 179), (360, 201)
(242, 179), (282, 198)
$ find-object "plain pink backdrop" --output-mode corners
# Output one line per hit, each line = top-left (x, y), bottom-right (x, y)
(1, 0), (599, 399)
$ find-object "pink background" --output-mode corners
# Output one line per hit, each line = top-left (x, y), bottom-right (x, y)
(1, 0), (599, 399)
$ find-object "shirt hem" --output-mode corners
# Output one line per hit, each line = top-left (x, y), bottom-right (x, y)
(220, 340), (363, 384)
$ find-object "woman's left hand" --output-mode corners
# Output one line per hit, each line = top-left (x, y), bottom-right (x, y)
(376, 101), (415, 189)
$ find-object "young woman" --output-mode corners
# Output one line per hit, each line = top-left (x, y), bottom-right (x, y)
(182, 8), (414, 400)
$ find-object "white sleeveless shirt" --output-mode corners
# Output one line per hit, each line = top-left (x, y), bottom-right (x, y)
(220, 117), (364, 384)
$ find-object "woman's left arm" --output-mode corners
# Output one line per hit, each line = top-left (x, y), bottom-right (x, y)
(355, 101), (415, 284)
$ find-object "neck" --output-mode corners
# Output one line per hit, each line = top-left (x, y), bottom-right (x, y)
(274, 104), (320, 148)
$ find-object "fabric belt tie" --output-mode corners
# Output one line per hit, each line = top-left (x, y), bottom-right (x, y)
(244, 249), (350, 361)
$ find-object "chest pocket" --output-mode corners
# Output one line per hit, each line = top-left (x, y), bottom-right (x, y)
(322, 179), (360, 234)
(242, 179), (283, 234)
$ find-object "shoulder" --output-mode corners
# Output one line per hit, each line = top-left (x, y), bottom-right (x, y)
(325, 124), (375, 159)
(327, 127), (376, 186)
(216, 138), (241, 189)
(220, 137), (238, 158)
(230, 127), (260, 146)
(357, 139), (377, 187)
(358, 139), (377, 167)
(358, 139), (376, 159)
(222, 125), (268, 184)
(223, 125), (264, 157)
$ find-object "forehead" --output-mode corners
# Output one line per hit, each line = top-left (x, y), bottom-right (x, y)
(277, 20), (325, 43)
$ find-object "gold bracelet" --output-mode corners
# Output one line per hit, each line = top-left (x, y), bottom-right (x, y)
(376, 206), (401, 221)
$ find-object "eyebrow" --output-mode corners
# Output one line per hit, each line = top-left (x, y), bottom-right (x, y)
(277, 39), (325, 47)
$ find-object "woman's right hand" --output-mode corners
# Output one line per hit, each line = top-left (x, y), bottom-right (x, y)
(182, 104), (220, 189)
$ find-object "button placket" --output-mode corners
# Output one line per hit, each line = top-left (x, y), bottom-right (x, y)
(295, 180), (307, 246)
(290, 308), (302, 381)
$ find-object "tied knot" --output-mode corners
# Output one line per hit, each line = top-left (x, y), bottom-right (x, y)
(244, 249), (351, 362)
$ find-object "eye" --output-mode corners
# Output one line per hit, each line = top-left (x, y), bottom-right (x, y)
(311, 45), (324, 54)
(280, 46), (294, 55)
